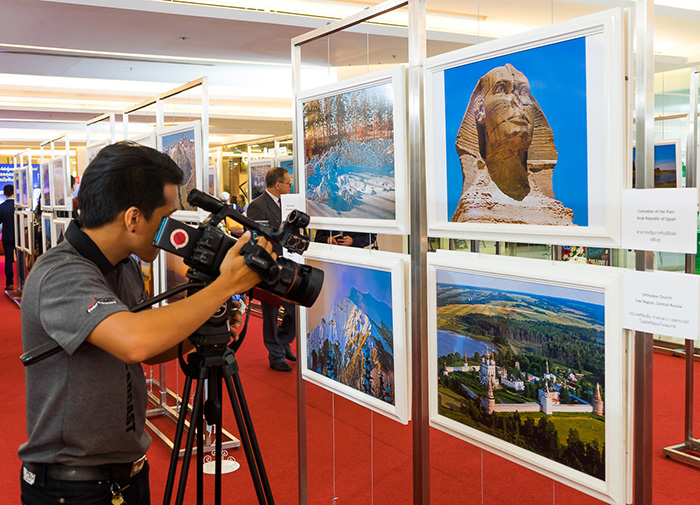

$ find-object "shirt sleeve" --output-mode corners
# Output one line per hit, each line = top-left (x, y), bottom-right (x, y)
(38, 260), (130, 355)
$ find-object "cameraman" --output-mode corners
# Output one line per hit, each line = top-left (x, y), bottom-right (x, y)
(18, 142), (270, 505)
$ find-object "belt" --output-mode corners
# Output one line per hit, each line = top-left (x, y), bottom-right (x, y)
(24, 455), (147, 481)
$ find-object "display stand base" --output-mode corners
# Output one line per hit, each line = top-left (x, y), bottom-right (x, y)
(4, 288), (21, 308)
(145, 378), (240, 458)
(663, 440), (700, 468)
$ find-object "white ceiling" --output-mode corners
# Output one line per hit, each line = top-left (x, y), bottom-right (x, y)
(1, 0), (699, 152)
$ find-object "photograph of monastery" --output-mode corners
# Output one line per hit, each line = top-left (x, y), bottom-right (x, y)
(435, 268), (606, 480)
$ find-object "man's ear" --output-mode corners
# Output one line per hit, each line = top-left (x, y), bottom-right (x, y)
(123, 206), (141, 233)
(474, 95), (486, 125)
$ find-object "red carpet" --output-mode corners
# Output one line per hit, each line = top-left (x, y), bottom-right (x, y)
(2, 254), (700, 504)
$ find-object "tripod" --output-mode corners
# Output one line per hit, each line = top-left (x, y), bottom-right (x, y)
(161, 291), (275, 505)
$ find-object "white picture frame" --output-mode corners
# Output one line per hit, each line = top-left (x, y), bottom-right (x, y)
(424, 8), (626, 247)
(86, 140), (108, 167)
(157, 120), (203, 222)
(51, 217), (70, 247)
(21, 210), (33, 253)
(299, 244), (410, 424)
(129, 131), (157, 150)
(13, 210), (21, 250)
(40, 161), (52, 211)
(50, 155), (72, 211)
(297, 66), (408, 235)
(41, 212), (52, 253)
(12, 169), (22, 209)
(427, 251), (626, 504)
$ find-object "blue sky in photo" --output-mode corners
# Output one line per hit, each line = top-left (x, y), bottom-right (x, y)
(307, 259), (392, 329)
(436, 268), (604, 306)
(443, 36), (589, 226)
(162, 128), (195, 151)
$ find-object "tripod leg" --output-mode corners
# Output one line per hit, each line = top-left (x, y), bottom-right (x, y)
(197, 397), (204, 505)
(231, 372), (275, 505)
(214, 369), (223, 505)
(175, 373), (207, 505)
(223, 374), (269, 504)
(163, 374), (194, 505)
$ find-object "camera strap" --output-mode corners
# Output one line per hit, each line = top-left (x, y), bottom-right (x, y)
(229, 289), (254, 353)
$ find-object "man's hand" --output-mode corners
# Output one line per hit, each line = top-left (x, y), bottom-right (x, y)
(336, 236), (354, 247)
(218, 232), (274, 297)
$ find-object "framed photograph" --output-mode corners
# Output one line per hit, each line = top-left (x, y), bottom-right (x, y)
(299, 244), (409, 423)
(248, 158), (275, 201)
(21, 210), (33, 254)
(19, 169), (29, 208)
(50, 156), (71, 211)
(297, 66), (408, 235)
(632, 139), (682, 188)
(208, 147), (222, 198)
(129, 131), (156, 149)
(158, 120), (203, 220)
(133, 254), (159, 301)
(51, 217), (70, 247)
(425, 9), (625, 247)
(13, 170), (22, 209)
(40, 161), (52, 210)
(86, 140), (108, 167)
(428, 251), (626, 504)
(278, 155), (294, 186)
(15, 211), (23, 250)
(41, 212), (52, 253)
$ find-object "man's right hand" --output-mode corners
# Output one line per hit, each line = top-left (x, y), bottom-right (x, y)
(218, 231), (274, 297)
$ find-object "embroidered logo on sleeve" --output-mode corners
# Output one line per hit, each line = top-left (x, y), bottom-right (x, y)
(87, 296), (118, 314)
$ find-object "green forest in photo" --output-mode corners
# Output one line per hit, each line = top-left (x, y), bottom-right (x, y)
(436, 279), (607, 480)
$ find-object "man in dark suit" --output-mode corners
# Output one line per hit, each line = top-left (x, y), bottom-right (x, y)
(0, 184), (15, 290)
(246, 167), (296, 372)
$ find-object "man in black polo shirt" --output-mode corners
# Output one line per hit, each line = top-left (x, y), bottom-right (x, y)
(18, 142), (269, 505)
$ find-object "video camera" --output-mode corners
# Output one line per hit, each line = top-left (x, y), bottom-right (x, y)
(153, 189), (324, 308)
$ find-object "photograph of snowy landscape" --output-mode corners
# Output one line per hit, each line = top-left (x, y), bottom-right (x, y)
(305, 259), (396, 406)
(302, 80), (396, 220)
(435, 268), (607, 481)
(161, 126), (198, 211)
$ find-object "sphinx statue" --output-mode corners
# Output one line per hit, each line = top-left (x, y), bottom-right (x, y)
(451, 63), (574, 225)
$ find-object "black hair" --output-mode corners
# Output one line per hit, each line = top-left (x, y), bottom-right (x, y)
(265, 167), (288, 188)
(3, 184), (13, 197)
(77, 141), (183, 229)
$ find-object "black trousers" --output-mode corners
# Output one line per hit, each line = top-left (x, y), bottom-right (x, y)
(20, 461), (151, 505)
(261, 300), (296, 364)
(3, 241), (14, 287)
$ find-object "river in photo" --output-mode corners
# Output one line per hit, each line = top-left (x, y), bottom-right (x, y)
(437, 330), (495, 360)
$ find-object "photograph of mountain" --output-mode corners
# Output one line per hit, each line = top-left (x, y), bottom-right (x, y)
(434, 267), (607, 481)
(161, 125), (199, 211)
(305, 259), (396, 405)
(302, 80), (396, 220)
(249, 158), (274, 201)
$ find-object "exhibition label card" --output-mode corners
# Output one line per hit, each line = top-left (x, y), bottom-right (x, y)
(622, 270), (700, 340)
(621, 188), (698, 253)
(280, 193), (303, 222)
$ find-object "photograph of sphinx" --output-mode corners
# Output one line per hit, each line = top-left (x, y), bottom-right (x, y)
(443, 37), (590, 226)
(302, 79), (396, 220)
(434, 267), (607, 481)
(304, 258), (397, 407)
(160, 124), (199, 211)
